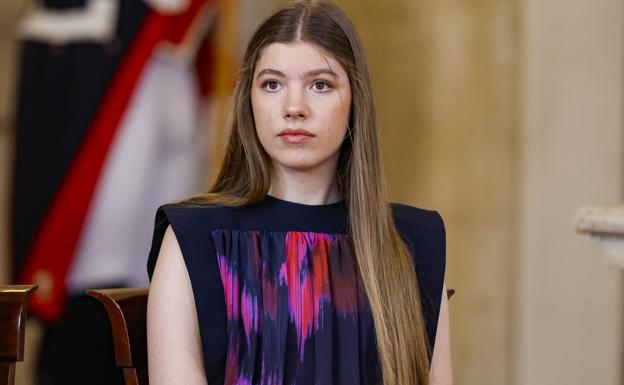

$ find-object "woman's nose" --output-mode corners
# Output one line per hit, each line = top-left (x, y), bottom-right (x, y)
(284, 89), (309, 119)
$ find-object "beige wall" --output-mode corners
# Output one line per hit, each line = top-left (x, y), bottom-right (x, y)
(517, 0), (624, 383)
(0, 1), (24, 283)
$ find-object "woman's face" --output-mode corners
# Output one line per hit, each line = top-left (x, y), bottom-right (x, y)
(251, 41), (352, 173)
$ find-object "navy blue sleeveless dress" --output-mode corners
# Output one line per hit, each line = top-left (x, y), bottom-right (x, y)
(147, 195), (445, 385)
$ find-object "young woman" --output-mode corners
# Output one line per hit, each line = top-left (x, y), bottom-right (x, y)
(146, 1), (452, 384)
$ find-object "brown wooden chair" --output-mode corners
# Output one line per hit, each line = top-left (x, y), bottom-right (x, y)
(0, 284), (38, 385)
(86, 288), (149, 385)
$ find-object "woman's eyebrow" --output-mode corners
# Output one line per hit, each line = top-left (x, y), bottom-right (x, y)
(255, 68), (339, 80)
(256, 68), (285, 79)
(304, 68), (338, 78)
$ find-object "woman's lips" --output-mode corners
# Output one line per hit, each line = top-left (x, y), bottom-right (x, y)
(279, 134), (314, 144)
(278, 128), (315, 144)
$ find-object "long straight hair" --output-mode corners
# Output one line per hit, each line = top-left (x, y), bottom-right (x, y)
(189, 1), (431, 383)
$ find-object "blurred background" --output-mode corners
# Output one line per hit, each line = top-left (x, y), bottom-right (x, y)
(0, 0), (622, 384)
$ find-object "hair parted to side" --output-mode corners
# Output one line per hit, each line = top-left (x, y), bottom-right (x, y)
(187, 1), (431, 383)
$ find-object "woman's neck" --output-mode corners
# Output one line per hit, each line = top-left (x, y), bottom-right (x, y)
(268, 164), (342, 205)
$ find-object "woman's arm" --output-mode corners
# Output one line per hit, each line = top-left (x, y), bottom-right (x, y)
(147, 225), (208, 385)
(429, 280), (453, 385)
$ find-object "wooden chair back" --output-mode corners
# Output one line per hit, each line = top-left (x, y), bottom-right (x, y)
(86, 288), (149, 385)
(0, 285), (38, 385)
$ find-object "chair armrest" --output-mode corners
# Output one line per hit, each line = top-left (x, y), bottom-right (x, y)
(0, 285), (38, 363)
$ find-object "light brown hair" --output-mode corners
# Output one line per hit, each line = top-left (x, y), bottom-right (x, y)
(189, 1), (430, 383)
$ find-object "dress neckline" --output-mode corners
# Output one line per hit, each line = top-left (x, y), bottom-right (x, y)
(264, 194), (345, 208)
(233, 194), (349, 234)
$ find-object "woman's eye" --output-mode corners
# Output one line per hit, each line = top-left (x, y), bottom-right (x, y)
(263, 80), (280, 91)
(313, 81), (332, 91)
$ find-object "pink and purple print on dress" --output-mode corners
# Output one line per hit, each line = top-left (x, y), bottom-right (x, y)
(212, 229), (373, 385)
